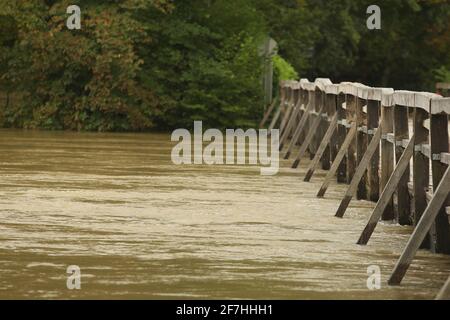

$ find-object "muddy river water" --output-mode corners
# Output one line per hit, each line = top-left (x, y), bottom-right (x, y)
(0, 129), (449, 299)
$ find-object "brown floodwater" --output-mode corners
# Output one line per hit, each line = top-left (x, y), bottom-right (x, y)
(0, 129), (449, 299)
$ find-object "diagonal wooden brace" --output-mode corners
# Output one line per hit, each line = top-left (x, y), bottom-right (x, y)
(291, 104), (325, 169)
(388, 165), (450, 285)
(357, 135), (415, 245)
(316, 122), (357, 198)
(304, 113), (338, 181)
(335, 124), (383, 218)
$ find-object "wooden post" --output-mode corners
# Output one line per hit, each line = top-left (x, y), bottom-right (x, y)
(388, 165), (450, 285)
(335, 122), (383, 218)
(320, 91), (331, 169)
(357, 136), (415, 245)
(280, 99), (300, 147)
(268, 107), (282, 132)
(356, 85), (369, 199)
(280, 83), (294, 135)
(344, 84), (358, 183)
(380, 90), (395, 220)
(283, 82), (315, 159)
(436, 275), (450, 300)
(279, 82), (302, 150)
(291, 85), (302, 140)
(261, 82), (285, 129)
(260, 95), (279, 128)
(304, 113), (338, 181)
(430, 98), (450, 254)
(412, 93), (434, 248)
(317, 123), (357, 197)
(316, 78), (333, 169)
(308, 88), (323, 158)
(393, 91), (413, 225)
(304, 84), (339, 181)
(297, 87), (308, 146)
(366, 88), (382, 202)
(267, 82), (287, 132)
(291, 90), (326, 169)
(277, 83), (288, 130)
(336, 91), (347, 183)
(261, 81), (285, 129)
(292, 87), (306, 146)
(329, 93), (339, 164)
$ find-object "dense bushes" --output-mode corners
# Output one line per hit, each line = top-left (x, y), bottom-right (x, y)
(138, 1), (267, 130)
(1, 1), (157, 131)
(273, 55), (298, 81)
(0, 0), (268, 131)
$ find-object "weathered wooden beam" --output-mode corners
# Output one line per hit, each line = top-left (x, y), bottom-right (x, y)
(393, 90), (416, 108)
(447, 207), (450, 224)
(413, 93), (436, 247)
(406, 93), (439, 251)
(268, 107), (282, 132)
(320, 92), (335, 170)
(380, 90), (395, 220)
(283, 82), (316, 159)
(420, 144), (430, 158)
(308, 88), (325, 159)
(335, 124), (383, 218)
(431, 97), (450, 115)
(356, 86), (369, 199)
(388, 165), (450, 285)
(339, 83), (363, 182)
(367, 99), (380, 202)
(357, 135), (415, 245)
(386, 133), (395, 144)
(279, 85), (295, 135)
(436, 275), (450, 300)
(336, 93), (348, 183)
(441, 153), (450, 165)
(415, 92), (441, 111)
(315, 79), (333, 168)
(279, 101), (301, 150)
(291, 101), (326, 169)
(346, 93), (357, 183)
(392, 94), (411, 225)
(260, 80), (292, 129)
(430, 99), (450, 254)
(259, 97), (279, 129)
(413, 107), (430, 247)
(304, 113), (338, 181)
(327, 87), (339, 167)
(265, 85), (286, 133)
(317, 122), (357, 197)
(283, 101), (313, 158)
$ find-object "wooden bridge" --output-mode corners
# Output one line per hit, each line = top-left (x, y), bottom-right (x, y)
(260, 79), (450, 299)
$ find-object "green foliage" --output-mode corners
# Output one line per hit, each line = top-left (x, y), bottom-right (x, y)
(1, 0), (158, 131)
(135, 0), (266, 130)
(1, 0), (267, 131)
(273, 55), (298, 81)
(435, 67), (450, 83)
(1, 0), (449, 131)
(256, 0), (450, 90)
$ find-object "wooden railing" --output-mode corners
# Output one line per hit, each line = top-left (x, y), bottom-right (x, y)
(436, 82), (450, 97)
(261, 78), (450, 298)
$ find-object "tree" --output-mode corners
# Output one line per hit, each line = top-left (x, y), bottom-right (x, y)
(136, 0), (267, 130)
(1, 0), (159, 130)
